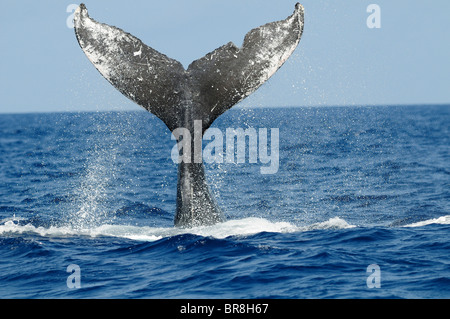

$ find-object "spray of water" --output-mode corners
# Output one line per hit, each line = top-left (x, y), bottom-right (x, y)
(70, 146), (117, 229)
(66, 112), (129, 230)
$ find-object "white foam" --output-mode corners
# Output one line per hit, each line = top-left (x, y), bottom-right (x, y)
(0, 220), (76, 237)
(301, 217), (356, 231)
(187, 217), (299, 238)
(403, 215), (450, 228)
(0, 217), (355, 242)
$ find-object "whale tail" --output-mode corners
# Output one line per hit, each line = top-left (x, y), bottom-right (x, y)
(74, 3), (304, 227)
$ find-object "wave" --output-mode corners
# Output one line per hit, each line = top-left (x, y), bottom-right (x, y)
(2, 215), (448, 242)
(0, 216), (355, 242)
(403, 215), (450, 228)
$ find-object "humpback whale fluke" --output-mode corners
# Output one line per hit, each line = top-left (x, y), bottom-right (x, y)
(74, 3), (304, 227)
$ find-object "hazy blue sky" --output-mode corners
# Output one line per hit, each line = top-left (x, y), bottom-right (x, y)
(1, 0), (449, 113)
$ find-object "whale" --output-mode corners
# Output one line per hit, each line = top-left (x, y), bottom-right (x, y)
(73, 3), (304, 227)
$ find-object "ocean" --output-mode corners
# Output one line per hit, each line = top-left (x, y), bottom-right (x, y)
(0, 105), (449, 299)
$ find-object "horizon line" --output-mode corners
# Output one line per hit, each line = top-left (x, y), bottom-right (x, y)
(0, 103), (449, 116)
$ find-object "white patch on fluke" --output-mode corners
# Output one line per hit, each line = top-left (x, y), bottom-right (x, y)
(133, 46), (142, 57)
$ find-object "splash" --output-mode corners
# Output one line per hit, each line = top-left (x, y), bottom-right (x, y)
(65, 113), (134, 230)
(0, 216), (355, 242)
(404, 215), (450, 228)
(67, 143), (117, 229)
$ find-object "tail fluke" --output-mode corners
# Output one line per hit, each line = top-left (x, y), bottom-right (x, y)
(74, 3), (304, 133)
(74, 3), (304, 227)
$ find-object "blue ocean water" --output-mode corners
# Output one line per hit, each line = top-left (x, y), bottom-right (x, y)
(0, 105), (449, 299)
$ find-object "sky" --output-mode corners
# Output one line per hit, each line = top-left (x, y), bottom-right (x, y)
(0, 0), (449, 113)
